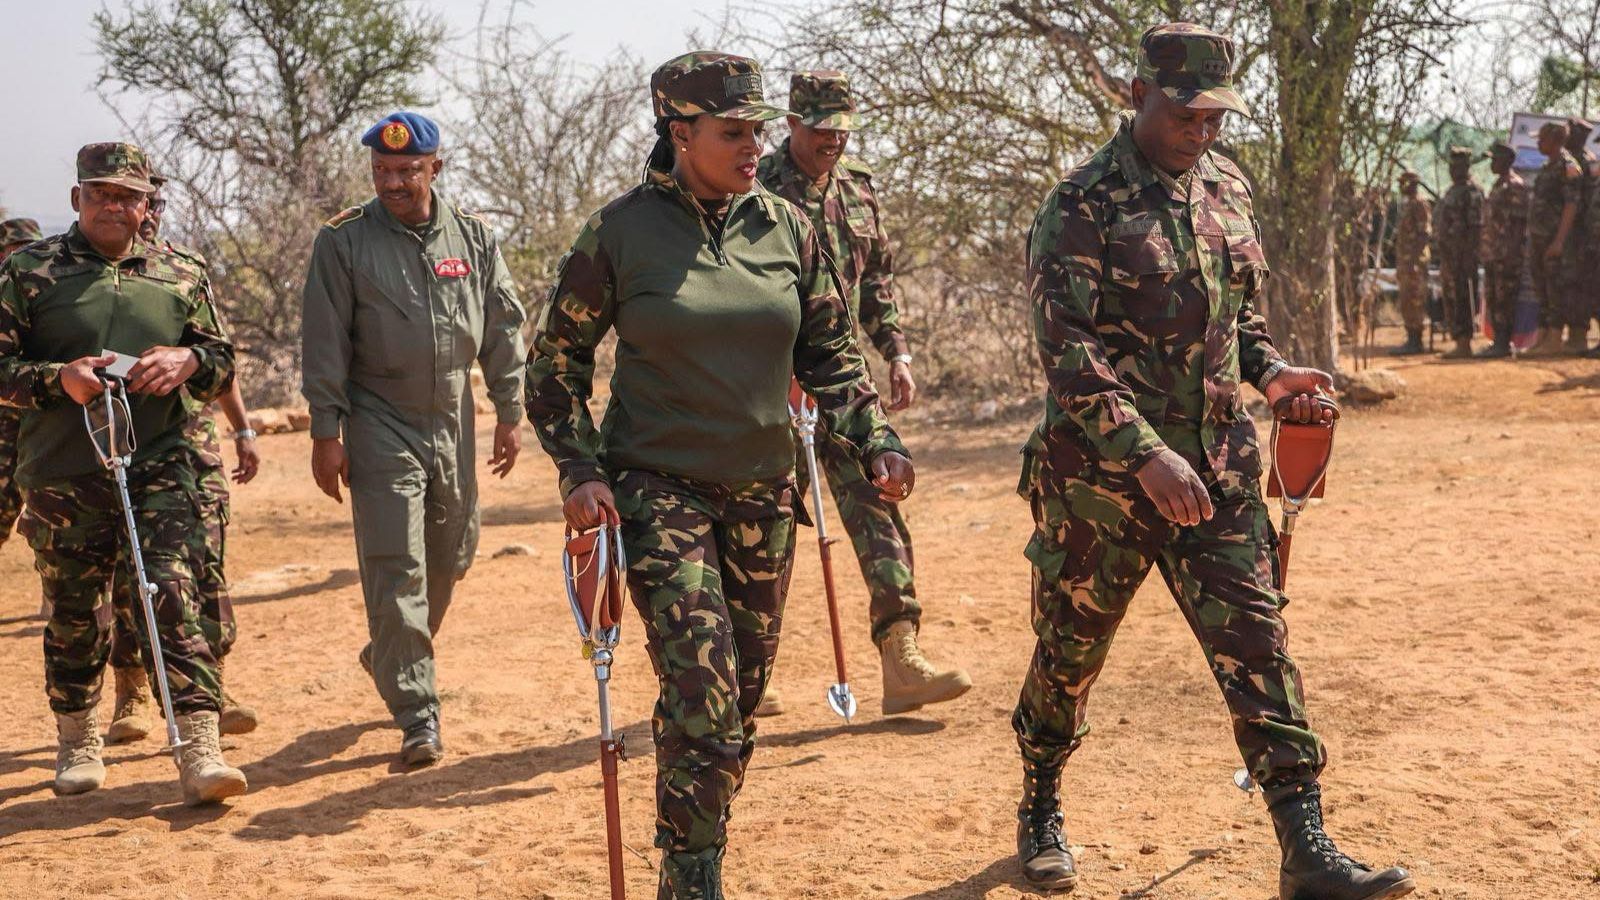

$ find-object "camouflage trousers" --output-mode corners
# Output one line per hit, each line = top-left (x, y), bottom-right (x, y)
(18, 449), (220, 716)
(110, 462), (234, 668)
(614, 469), (798, 855)
(1529, 244), (1562, 329)
(1437, 255), (1477, 341)
(0, 408), (19, 541)
(1563, 244), (1596, 334)
(1395, 262), (1427, 332)
(1013, 483), (1326, 793)
(1482, 261), (1521, 346)
(794, 430), (920, 644)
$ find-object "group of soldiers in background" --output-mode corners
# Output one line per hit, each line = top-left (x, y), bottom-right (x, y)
(1391, 117), (1600, 359)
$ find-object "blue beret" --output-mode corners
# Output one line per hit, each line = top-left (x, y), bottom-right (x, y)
(360, 111), (440, 155)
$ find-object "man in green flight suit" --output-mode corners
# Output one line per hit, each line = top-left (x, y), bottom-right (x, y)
(1014, 25), (1415, 899)
(756, 70), (971, 717)
(301, 112), (527, 766)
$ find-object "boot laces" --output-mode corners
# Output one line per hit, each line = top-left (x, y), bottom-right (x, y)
(1299, 801), (1366, 873)
(892, 630), (938, 678)
(1021, 772), (1067, 854)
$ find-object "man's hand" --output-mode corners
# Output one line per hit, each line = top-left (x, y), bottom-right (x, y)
(1263, 366), (1337, 426)
(886, 360), (917, 411)
(59, 353), (117, 404)
(564, 480), (619, 531)
(232, 436), (261, 484)
(1545, 239), (1563, 261)
(870, 450), (915, 502)
(1133, 448), (1213, 527)
(311, 437), (349, 503)
(489, 422), (521, 479)
(127, 346), (199, 396)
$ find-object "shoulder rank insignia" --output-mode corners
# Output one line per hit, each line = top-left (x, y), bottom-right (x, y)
(325, 206), (365, 229)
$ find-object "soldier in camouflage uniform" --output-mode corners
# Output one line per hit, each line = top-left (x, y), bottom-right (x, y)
(0, 143), (246, 805)
(0, 218), (44, 546)
(1564, 119), (1598, 353)
(302, 112), (527, 768)
(526, 52), (911, 900)
(755, 70), (970, 718)
(1478, 141), (1528, 358)
(1013, 26), (1415, 899)
(1432, 147), (1484, 359)
(106, 175), (262, 744)
(1526, 121), (1584, 355)
(1391, 172), (1432, 355)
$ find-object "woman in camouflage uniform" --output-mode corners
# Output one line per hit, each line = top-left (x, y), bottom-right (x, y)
(525, 52), (912, 899)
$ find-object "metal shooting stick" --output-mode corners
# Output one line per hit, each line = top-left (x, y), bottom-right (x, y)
(563, 524), (628, 900)
(83, 376), (187, 758)
(789, 384), (857, 722)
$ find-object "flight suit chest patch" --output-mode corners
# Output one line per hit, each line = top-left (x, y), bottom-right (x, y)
(434, 257), (471, 278)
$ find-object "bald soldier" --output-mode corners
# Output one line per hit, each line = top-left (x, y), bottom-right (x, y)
(301, 112), (527, 766)
(1526, 121), (1584, 355)
(1015, 24), (1414, 899)
(756, 70), (970, 718)
(1565, 118), (1598, 352)
(0, 217), (44, 546)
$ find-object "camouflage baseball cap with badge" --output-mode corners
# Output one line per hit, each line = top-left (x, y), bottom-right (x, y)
(76, 142), (157, 193)
(1447, 145), (1474, 164)
(789, 70), (860, 131)
(651, 51), (792, 121)
(1136, 23), (1247, 115)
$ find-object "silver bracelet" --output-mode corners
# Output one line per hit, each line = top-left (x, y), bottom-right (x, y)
(1256, 360), (1289, 393)
(234, 428), (258, 441)
(890, 354), (913, 365)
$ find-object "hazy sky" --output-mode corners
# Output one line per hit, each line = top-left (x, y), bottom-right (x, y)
(0, 0), (735, 224)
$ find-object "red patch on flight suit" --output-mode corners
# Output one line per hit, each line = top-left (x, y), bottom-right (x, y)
(434, 258), (471, 278)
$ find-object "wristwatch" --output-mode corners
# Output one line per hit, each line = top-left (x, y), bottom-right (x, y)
(1256, 360), (1289, 392)
(890, 354), (913, 365)
(234, 428), (258, 441)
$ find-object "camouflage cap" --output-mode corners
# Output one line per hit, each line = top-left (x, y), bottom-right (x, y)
(1566, 117), (1593, 144)
(789, 70), (859, 131)
(0, 217), (43, 248)
(76, 142), (156, 193)
(1398, 170), (1420, 185)
(1485, 140), (1515, 161)
(1136, 23), (1247, 115)
(1447, 145), (1474, 163)
(651, 51), (791, 121)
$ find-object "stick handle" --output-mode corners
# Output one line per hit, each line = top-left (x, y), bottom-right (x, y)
(601, 739), (625, 900)
(1277, 532), (1294, 592)
(817, 539), (849, 685)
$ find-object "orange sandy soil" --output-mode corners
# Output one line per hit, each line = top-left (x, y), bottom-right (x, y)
(2, 330), (1599, 899)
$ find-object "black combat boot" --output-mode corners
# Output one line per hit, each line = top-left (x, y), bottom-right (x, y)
(400, 715), (444, 767)
(1269, 785), (1415, 900)
(1388, 329), (1424, 356)
(1475, 339), (1511, 358)
(1016, 762), (1077, 892)
(658, 847), (724, 900)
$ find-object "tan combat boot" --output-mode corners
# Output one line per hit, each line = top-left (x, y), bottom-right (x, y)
(54, 708), (107, 796)
(216, 658), (259, 735)
(107, 666), (155, 744)
(754, 685), (785, 717)
(879, 621), (973, 715)
(175, 711), (248, 806)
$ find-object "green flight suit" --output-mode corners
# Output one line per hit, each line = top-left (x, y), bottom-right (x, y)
(301, 194), (526, 728)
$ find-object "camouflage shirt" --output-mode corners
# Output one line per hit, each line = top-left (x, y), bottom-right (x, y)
(1021, 113), (1282, 503)
(1433, 179), (1484, 264)
(1481, 171), (1529, 267)
(526, 167), (904, 496)
(1529, 147), (1583, 241)
(1394, 194), (1432, 271)
(0, 225), (233, 486)
(757, 140), (908, 360)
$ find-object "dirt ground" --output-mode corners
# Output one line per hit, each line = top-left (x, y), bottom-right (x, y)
(2, 330), (1599, 899)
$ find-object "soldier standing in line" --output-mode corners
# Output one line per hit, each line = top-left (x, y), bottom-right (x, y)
(1563, 118), (1597, 352)
(0, 143), (245, 804)
(301, 112), (527, 767)
(755, 70), (970, 718)
(527, 52), (911, 898)
(1525, 121), (1583, 355)
(1432, 147), (1484, 359)
(0, 217), (44, 547)
(1013, 25), (1415, 899)
(106, 174), (262, 744)
(1477, 141), (1529, 359)
(1390, 172), (1431, 356)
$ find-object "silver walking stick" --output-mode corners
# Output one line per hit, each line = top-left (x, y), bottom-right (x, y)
(84, 376), (187, 758)
(788, 381), (857, 722)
